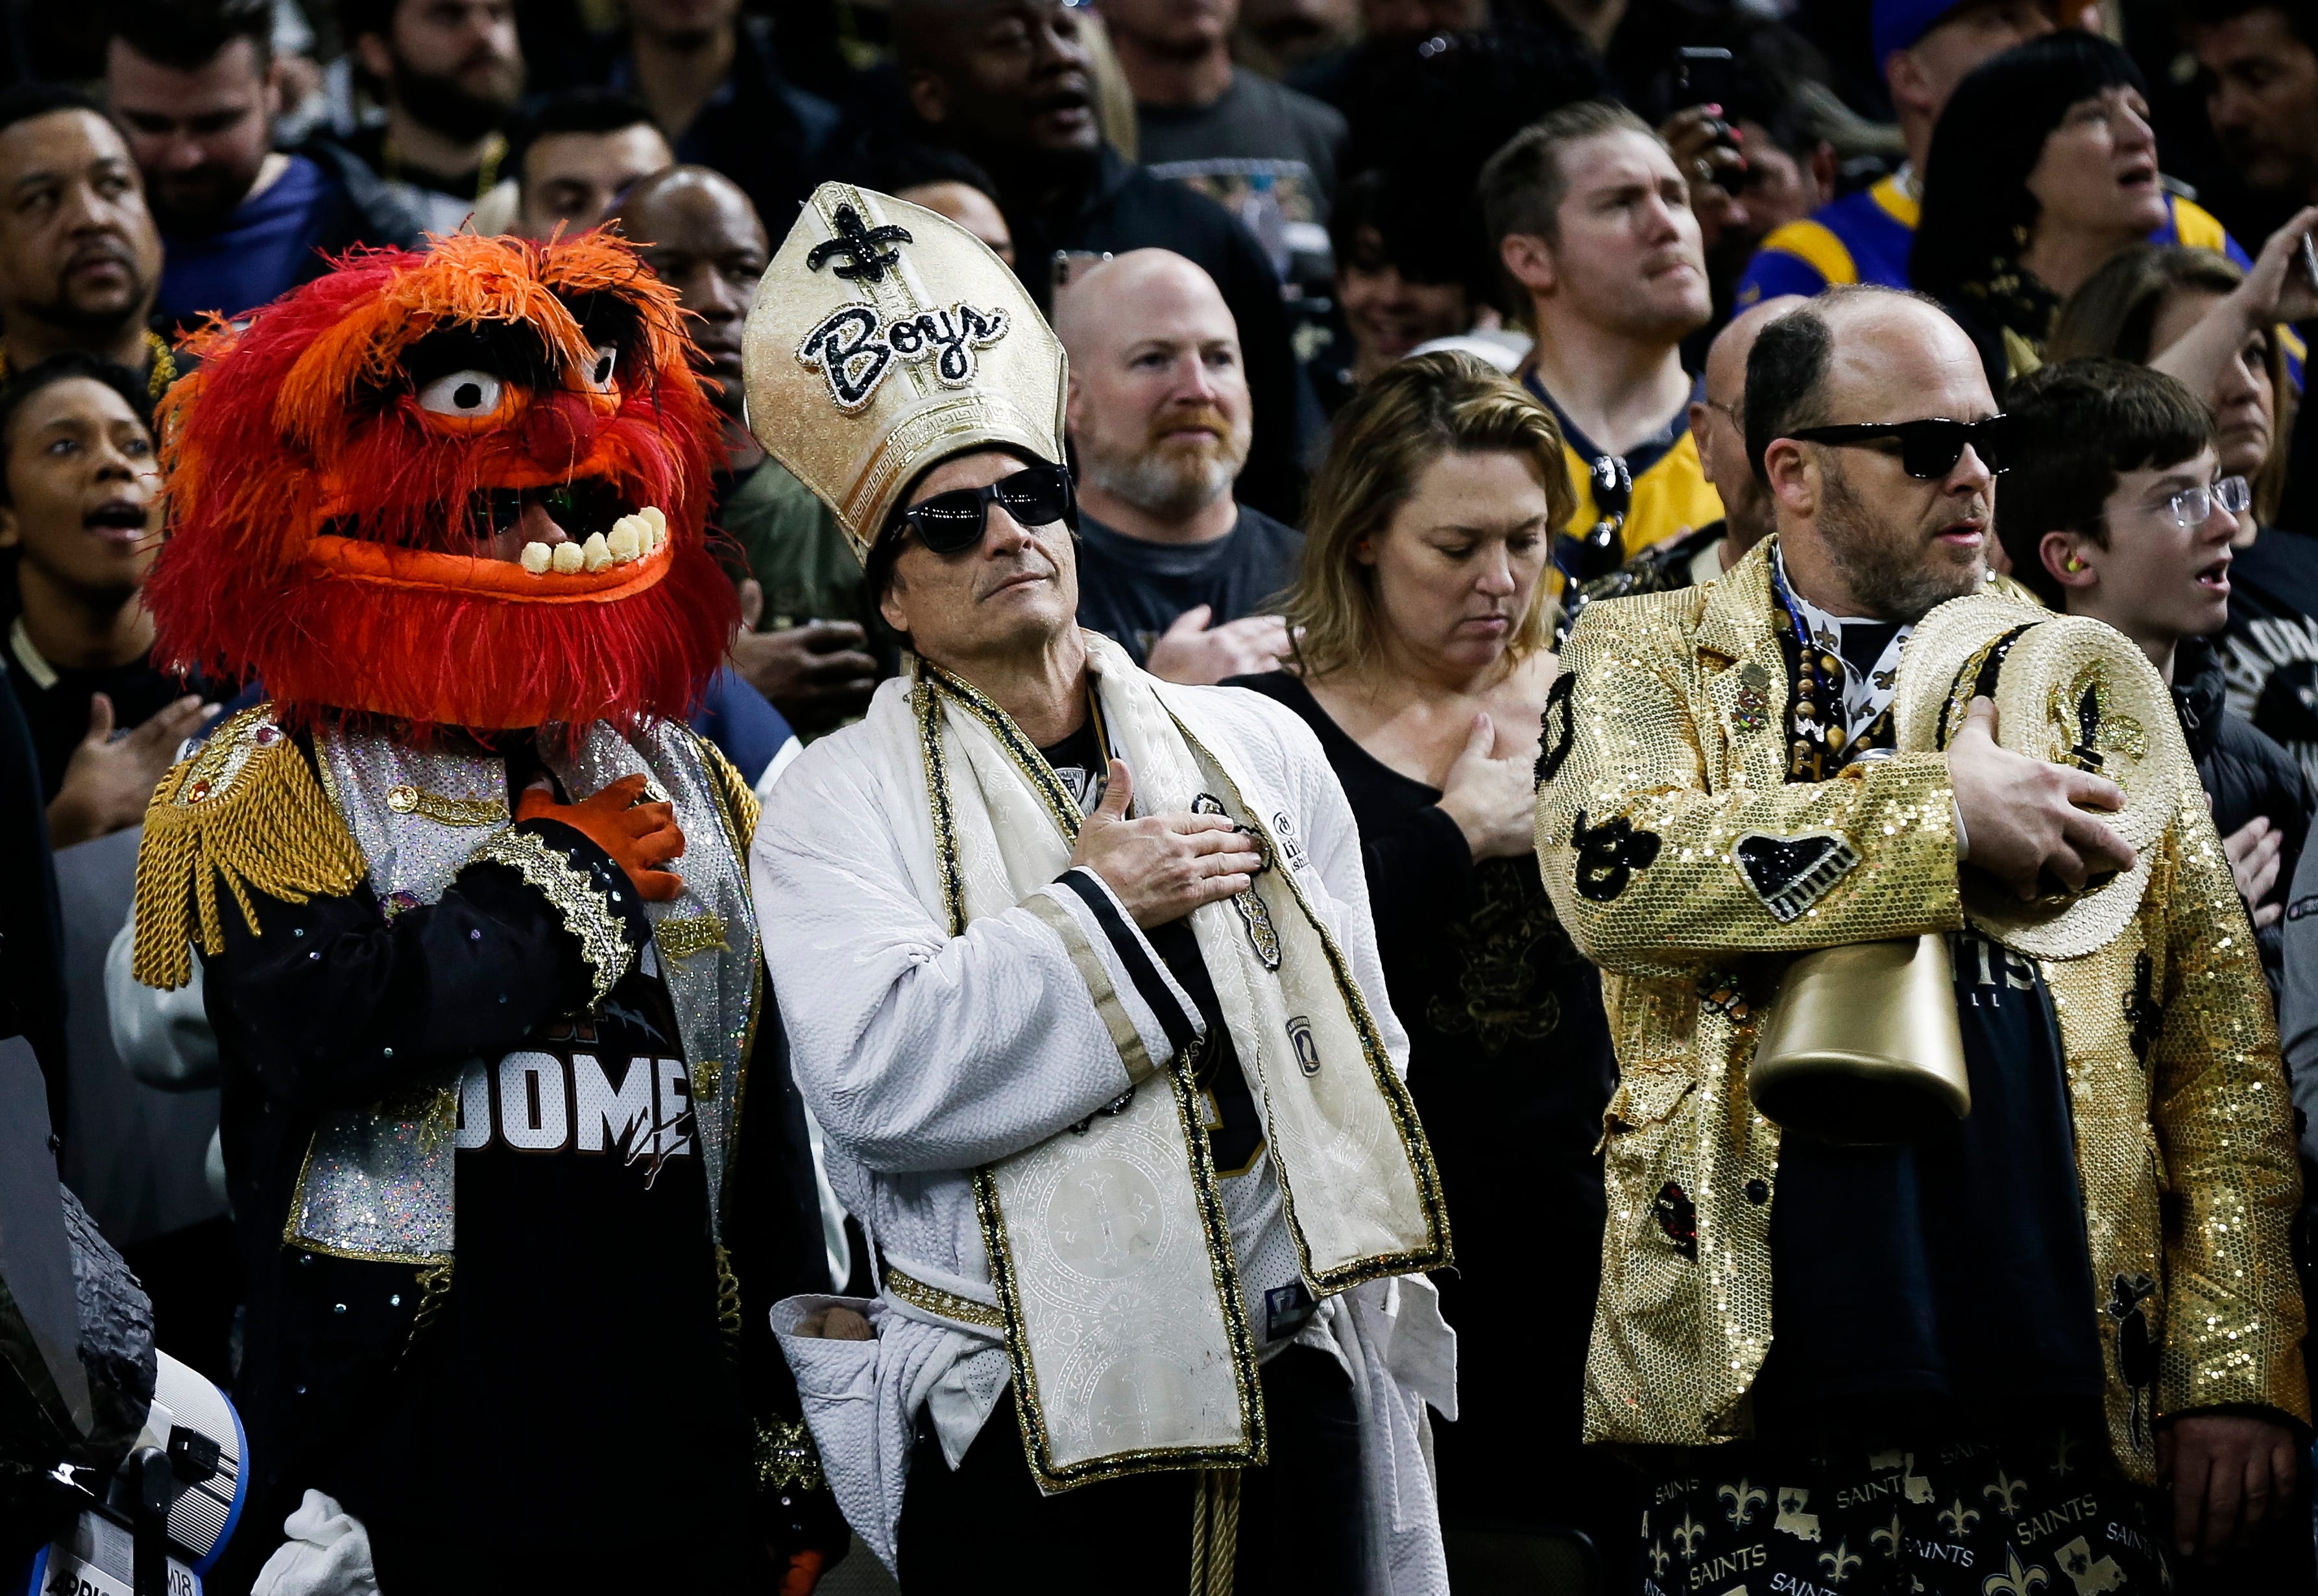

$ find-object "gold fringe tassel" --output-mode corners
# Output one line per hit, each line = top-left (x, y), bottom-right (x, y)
(1189, 1468), (1240, 1596)
(132, 712), (367, 990)
(715, 1242), (745, 1359)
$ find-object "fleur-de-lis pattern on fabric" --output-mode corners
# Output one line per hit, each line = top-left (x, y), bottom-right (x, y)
(1817, 1538), (1863, 1585)
(1630, 1425), (2169, 1596)
(1983, 1547), (2051, 1596)
(1720, 1477), (1769, 1527)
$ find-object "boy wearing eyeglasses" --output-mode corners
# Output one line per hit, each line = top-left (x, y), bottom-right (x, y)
(2001, 356), (2312, 982)
(1538, 285), (2308, 1595)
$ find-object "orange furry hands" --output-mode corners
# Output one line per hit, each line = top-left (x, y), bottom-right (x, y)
(518, 773), (686, 901)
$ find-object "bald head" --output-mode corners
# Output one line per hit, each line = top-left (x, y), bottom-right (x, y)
(1061, 250), (1253, 537)
(1055, 249), (1233, 359)
(615, 165), (768, 418)
(1751, 285), (1998, 622)
(1706, 295), (1804, 415)
(1691, 295), (1803, 555)
(1746, 286), (1986, 483)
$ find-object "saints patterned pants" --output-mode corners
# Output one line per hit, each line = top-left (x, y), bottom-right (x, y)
(1634, 1424), (2172, 1596)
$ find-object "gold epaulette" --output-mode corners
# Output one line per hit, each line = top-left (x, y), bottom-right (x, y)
(132, 705), (367, 989)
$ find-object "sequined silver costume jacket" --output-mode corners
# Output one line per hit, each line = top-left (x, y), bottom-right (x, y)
(1534, 541), (2308, 1481)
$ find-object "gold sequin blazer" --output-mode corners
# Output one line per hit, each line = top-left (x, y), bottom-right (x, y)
(1534, 540), (2308, 1479)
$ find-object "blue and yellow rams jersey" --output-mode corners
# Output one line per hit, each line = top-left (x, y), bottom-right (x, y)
(1733, 178), (2252, 308)
(1525, 371), (1725, 564)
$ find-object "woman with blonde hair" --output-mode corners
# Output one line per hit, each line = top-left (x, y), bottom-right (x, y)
(1226, 350), (1626, 1562)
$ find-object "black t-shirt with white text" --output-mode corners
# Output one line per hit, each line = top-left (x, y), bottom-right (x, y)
(371, 943), (760, 1583)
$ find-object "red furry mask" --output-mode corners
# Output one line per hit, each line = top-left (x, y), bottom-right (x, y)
(146, 232), (734, 733)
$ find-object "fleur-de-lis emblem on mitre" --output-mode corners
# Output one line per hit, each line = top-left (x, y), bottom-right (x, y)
(2051, 1431), (2079, 1479)
(1939, 1498), (1982, 1538)
(1870, 1510), (1905, 1557)
(1818, 1538), (1863, 1585)
(1983, 1546), (2051, 1596)
(1719, 1477), (1769, 1527)
(1648, 1540), (1671, 1577)
(1671, 1512), (1706, 1559)
(806, 204), (913, 283)
(1983, 1470), (2029, 1517)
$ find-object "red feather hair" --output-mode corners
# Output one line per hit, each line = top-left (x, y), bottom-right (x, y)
(146, 231), (736, 734)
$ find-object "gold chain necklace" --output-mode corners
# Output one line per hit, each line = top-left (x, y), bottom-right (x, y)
(0, 328), (177, 400)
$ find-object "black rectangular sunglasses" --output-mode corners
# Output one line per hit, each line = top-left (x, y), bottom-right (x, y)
(891, 463), (1078, 555)
(1785, 415), (2013, 479)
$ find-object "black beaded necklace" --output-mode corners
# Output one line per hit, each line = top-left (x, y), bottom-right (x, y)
(1770, 555), (1894, 783)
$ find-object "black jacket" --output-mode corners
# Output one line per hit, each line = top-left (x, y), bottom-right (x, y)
(2176, 636), (2314, 987)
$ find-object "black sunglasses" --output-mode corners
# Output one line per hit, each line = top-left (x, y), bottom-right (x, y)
(889, 463), (1078, 555)
(1786, 415), (2013, 479)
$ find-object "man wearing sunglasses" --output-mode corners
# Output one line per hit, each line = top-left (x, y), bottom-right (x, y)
(2002, 358), (2311, 991)
(745, 185), (1454, 1591)
(1538, 285), (2307, 1592)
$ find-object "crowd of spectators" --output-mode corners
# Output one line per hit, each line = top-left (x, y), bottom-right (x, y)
(23, 0), (2318, 1586)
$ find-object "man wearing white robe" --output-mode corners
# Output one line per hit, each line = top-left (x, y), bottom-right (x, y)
(743, 183), (1455, 1595)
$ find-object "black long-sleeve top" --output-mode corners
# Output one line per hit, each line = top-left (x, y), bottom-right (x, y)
(1225, 671), (1616, 1521)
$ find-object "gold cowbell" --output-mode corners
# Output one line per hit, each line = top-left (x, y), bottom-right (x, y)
(1747, 933), (1970, 1143)
(741, 182), (1069, 564)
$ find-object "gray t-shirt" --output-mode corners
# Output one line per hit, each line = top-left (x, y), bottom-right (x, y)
(1072, 504), (1304, 668)
(1138, 67), (1346, 284)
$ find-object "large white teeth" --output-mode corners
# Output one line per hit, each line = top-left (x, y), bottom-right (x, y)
(605, 505), (668, 564)
(518, 507), (669, 575)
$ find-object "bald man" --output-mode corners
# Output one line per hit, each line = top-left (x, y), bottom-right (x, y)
(1544, 284), (2306, 1594)
(618, 166), (883, 737)
(1055, 248), (1299, 685)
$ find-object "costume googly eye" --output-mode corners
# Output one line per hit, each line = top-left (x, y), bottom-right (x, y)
(417, 370), (507, 417)
(583, 346), (619, 391)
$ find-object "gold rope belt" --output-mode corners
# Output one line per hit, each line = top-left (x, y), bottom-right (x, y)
(1189, 1468), (1240, 1596)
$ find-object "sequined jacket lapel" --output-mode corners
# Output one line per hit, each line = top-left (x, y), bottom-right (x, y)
(1536, 538), (2308, 1480)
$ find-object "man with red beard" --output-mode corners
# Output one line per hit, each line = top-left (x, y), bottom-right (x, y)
(1054, 249), (1299, 687)
(127, 233), (844, 1593)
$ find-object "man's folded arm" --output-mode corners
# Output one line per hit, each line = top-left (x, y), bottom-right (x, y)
(1537, 612), (1963, 974)
(200, 817), (651, 1113)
